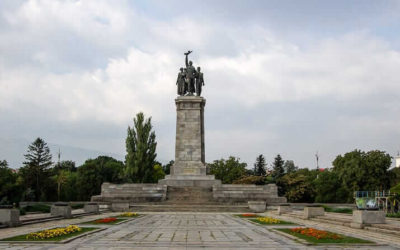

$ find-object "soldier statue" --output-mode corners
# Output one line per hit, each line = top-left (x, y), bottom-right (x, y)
(195, 66), (204, 96)
(176, 67), (186, 96)
(184, 50), (197, 95)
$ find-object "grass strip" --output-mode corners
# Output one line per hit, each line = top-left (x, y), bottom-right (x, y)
(276, 228), (373, 244)
(1, 227), (97, 242)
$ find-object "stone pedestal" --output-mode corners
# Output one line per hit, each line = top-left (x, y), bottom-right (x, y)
(51, 203), (72, 218)
(159, 96), (220, 187)
(350, 210), (386, 229)
(248, 201), (266, 213)
(0, 207), (20, 227)
(84, 203), (99, 214)
(277, 204), (292, 215)
(303, 206), (324, 219)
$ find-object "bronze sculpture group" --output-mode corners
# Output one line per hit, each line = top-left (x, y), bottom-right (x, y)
(176, 51), (204, 96)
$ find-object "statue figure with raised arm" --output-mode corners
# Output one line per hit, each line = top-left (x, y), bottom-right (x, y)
(184, 50), (197, 95)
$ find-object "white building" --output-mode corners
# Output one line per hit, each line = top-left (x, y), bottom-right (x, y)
(396, 155), (400, 168)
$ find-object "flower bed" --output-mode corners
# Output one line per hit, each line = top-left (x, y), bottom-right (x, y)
(95, 217), (117, 223)
(235, 213), (258, 218)
(119, 212), (138, 217)
(277, 227), (373, 244)
(1, 226), (97, 242)
(82, 217), (127, 225)
(251, 216), (293, 225)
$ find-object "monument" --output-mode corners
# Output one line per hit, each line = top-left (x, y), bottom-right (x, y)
(92, 51), (286, 210)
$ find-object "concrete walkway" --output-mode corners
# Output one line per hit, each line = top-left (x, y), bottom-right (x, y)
(0, 212), (397, 249)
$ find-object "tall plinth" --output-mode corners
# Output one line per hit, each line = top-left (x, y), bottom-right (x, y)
(159, 96), (221, 187)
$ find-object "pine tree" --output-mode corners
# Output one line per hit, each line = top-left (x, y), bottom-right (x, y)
(271, 154), (285, 180)
(253, 154), (267, 176)
(22, 137), (53, 201)
(124, 112), (157, 183)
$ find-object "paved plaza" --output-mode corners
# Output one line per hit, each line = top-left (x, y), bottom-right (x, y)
(0, 212), (398, 249)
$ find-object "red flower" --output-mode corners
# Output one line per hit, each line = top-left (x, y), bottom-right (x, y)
(95, 217), (117, 223)
(290, 227), (341, 240)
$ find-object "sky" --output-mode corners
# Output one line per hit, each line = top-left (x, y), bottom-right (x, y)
(1, 0), (400, 169)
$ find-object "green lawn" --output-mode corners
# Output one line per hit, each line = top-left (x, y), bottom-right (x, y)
(1, 227), (97, 242)
(81, 218), (128, 225)
(250, 218), (294, 225)
(277, 228), (373, 244)
(386, 212), (400, 218)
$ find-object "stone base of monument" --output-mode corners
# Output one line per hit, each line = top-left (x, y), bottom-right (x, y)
(213, 184), (287, 204)
(91, 183), (167, 203)
(0, 207), (21, 227)
(248, 201), (266, 213)
(158, 175), (221, 188)
(350, 210), (386, 229)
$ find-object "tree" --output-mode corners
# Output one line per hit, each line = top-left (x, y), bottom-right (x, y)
(253, 154), (266, 176)
(333, 149), (392, 202)
(152, 164), (165, 182)
(278, 169), (317, 202)
(53, 160), (76, 173)
(76, 156), (124, 201)
(162, 160), (174, 175)
(209, 156), (247, 184)
(0, 160), (23, 204)
(54, 170), (68, 201)
(313, 170), (347, 203)
(283, 160), (297, 174)
(271, 154), (285, 180)
(21, 138), (53, 201)
(124, 112), (157, 183)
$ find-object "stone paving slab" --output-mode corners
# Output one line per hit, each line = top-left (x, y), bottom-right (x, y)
(0, 212), (397, 249)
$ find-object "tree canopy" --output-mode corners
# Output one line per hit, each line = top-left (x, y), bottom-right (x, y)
(209, 156), (247, 184)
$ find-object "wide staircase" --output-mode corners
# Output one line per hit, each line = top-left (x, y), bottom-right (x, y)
(129, 186), (250, 212)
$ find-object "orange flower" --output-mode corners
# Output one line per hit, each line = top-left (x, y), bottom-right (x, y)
(290, 227), (341, 240)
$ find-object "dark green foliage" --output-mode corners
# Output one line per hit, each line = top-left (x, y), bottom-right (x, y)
(283, 160), (297, 174)
(70, 203), (84, 209)
(271, 154), (285, 180)
(152, 164), (165, 182)
(391, 183), (400, 194)
(253, 154), (266, 176)
(209, 156), (247, 184)
(53, 160), (76, 174)
(124, 112), (157, 183)
(162, 160), (174, 175)
(387, 212), (400, 218)
(278, 169), (317, 202)
(0, 160), (23, 205)
(77, 156), (124, 201)
(20, 138), (53, 201)
(24, 204), (51, 213)
(332, 149), (392, 202)
(322, 205), (353, 214)
(389, 167), (400, 187)
(314, 170), (347, 203)
(233, 175), (266, 185)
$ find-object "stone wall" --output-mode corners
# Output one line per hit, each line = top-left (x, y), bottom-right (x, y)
(91, 182), (167, 203)
(212, 184), (287, 204)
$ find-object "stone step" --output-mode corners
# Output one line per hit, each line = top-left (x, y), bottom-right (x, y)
(364, 225), (400, 236)
(129, 204), (251, 212)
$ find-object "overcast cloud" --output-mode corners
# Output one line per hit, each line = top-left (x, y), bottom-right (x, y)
(1, 0), (400, 169)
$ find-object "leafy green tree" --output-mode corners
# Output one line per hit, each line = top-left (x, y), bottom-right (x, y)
(390, 167), (400, 187)
(124, 112), (157, 183)
(21, 138), (53, 201)
(76, 156), (124, 200)
(233, 175), (266, 185)
(53, 160), (76, 173)
(278, 169), (317, 202)
(333, 149), (392, 202)
(0, 160), (23, 204)
(313, 170), (347, 203)
(271, 154), (285, 180)
(163, 160), (174, 175)
(283, 160), (297, 174)
(209, 156), (247, 184)
(253, 154), (266, 176)
(152, 164), (165, 182)
(54, 170), (68, 201)
(60, 171), (79, 201)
